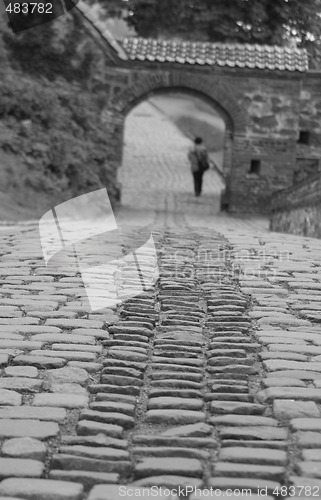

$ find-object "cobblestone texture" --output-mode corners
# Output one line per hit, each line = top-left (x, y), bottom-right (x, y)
(0, 103), (320, 499)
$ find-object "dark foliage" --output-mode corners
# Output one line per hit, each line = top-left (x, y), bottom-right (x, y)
(97, 0), (321, 51)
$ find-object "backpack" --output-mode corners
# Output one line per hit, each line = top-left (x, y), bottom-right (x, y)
(196, 150), (210, 172)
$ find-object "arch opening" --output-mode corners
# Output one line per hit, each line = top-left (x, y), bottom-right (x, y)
(117, 89), (231, 215)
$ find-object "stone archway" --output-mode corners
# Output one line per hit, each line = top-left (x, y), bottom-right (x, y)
(103, 70), (247, 207)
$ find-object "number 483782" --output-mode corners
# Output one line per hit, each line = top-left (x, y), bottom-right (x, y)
(6, 3), (53, 14)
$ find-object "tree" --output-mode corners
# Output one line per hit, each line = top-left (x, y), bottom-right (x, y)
(2, 9), (101, 85)
(96, 0), (321, 48)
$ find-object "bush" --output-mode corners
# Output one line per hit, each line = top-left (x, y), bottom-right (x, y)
(0, 68), (117, 217)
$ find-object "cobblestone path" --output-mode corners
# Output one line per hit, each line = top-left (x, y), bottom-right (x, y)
(0, 210), (321, 500)
(118, 101), (224, 215)
(0, 105), (321, 499)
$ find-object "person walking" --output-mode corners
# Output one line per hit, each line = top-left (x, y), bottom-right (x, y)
(188, 137), (210, 197)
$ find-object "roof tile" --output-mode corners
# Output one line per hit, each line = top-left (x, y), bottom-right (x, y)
(121, 37), (309, 71)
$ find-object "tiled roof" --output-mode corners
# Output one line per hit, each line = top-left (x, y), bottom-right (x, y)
(72, 1), (308, 71)
(121, 37), (309, 72)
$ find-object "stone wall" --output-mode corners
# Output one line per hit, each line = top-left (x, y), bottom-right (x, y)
(270, 173), (321, 237)
(99, 61), (321, 213)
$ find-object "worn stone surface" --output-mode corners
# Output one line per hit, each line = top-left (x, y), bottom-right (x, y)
(0, 478), (83, 499)
(0, 419), (59, 439)
(0, 389), (21, 406)
(3, 172), (321, 497)
(2, 438), (46, 461)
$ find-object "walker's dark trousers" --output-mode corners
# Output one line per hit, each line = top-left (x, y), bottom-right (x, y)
(193, 171), (204, 196)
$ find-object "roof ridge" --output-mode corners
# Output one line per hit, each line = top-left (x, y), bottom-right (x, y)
(120, 36), (308, 54)
(120, 36), (309, 71)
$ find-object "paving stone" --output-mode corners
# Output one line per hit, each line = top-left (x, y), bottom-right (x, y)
(59, 445), (129, 461)
(206, 392), (252, 402)
(146, 409), (205, 424)
(72, 328), (110, 340)
(261, 352), (309, 361)
(296, 432), (321, 448)
(268, 370), (321, 380)
(26, 311), (78, 319)
(0, 340), (44, 350)
(257, 316), (308, 327)
(302, 450), (321, 461)
(258, 387), (321, 403)
(68, 361), (103, 373)
(152, 356), (203, 367)
(148, 397), (203, 411)
(291, 419), (321, 431)
(297, 462), (321, 478)
(219, 426), (287, 441)
(219, 447), (287, 465)
(103, 358), (147, 371)
(151, 370), (203, 381)
(61, 434), (127, 449)
(273, 400), (320, 419)
(90, 401), (135, 417)
(89, 384), (141, 396)
(102, 366), (143, 379)
(49, 383), (87, 394)
(33, 393), (88, 408)
(87, 485), (164, 500)
(0, 389), (22, 406)
(133, 476), (202, 489)
(0, 458), (44, 479)
(31, 334), (95, 345)
(0, 377), (42, 392)
(213, 462), (285, 481)
(149, 389), (202, 399)
(108, 351), (148, 362)
(52, 454), (131, 475)
(0, 406), (66, 422)
(49, 470), (119, 488)
(262, 378), (306, 387)
(208, 477), (281, 495)
(290, 475), (321, 491)
(138, 438), (212, 457)
(109, 325), (153, 338)
(161, 423), (212, 437)
(135, 457), (202, 478)
(46, 319), (104, 329)
(95, 393), (137, 404)
(269, 345), (321, 356)
(2, 437), (46, 460)
(101, 375), (143, 387)
(0, 419), (59, 439)
(210, 401), (264, 415)
(211, 383), (249, 393)
(54, 343), (103, 352)
(133, 435), (216, 448)
(264, 359), (321, 372)
(80, 409), (134, 429)
(0, 478), (83, 500)
(45, 367), (89, 386)
(4, 366), (38, 378)
(30, 350), (97, 362)
(13, 355), (66, 368)
(77, 420), (123, 439)
(260, 337), (307, 346)
(210, 415), (278, 426)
